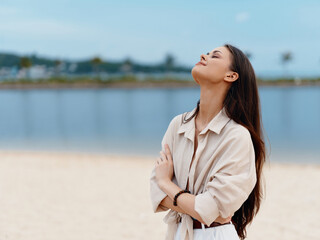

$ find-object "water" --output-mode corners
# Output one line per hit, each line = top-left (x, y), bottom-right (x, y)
(0, 86), (319, 163)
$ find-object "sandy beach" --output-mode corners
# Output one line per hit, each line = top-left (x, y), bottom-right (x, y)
(0, 150), (319, 240)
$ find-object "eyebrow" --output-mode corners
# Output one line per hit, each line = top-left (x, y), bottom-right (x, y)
(207, 50), (222, 56)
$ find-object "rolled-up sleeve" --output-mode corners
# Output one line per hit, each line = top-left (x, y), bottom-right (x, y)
(194, 128), (257, 226)
(149, 115), (178, 213)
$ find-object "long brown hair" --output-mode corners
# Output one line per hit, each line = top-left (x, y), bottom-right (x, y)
(184, 43), (267, 239)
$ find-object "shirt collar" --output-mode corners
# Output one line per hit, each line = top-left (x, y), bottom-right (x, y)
(177, 106), (231, 141)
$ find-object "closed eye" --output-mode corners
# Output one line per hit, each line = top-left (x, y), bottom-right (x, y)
(207, 52), (219, 58)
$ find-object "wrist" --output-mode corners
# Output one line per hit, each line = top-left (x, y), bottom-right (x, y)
(173, 189), (190, 206)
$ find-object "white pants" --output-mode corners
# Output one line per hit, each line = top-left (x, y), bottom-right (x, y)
(174, 222), (240, 240)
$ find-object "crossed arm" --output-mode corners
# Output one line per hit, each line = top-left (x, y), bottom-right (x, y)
(158, 179), (206, 224)
(160, 196), (186, 214)
(158, 179), (231, 226)
(155, 143), (232, 225)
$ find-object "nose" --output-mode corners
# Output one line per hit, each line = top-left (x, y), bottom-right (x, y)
(200, 54), (206, 61)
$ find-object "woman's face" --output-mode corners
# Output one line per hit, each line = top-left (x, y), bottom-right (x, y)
(191, 46), (235, 85)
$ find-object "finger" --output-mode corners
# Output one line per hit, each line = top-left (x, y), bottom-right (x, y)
(159, 151), (167, 161)
(165, 144), (172, 162)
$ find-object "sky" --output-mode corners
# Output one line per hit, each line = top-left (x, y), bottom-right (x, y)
(0, 0), (320, 77)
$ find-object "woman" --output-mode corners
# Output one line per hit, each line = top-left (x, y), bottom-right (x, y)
(150, 44), (266, 240)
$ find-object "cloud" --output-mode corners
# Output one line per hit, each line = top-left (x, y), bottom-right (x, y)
(0, 5), (21, 15)
(0, 19), (89, 37)
(0, 5), (94, 39)
(235, 12), (250, 23)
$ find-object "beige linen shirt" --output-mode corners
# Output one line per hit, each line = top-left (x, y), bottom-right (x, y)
(149, 106), (257, 240)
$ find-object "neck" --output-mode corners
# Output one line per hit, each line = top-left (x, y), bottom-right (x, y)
(196, 84), (227, 127)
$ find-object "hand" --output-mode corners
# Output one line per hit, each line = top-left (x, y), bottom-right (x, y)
(155, 144), (174, 187)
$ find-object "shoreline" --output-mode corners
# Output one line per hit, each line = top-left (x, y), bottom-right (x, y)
(1, 148), (319, 165)
(0, 80), (320, 89)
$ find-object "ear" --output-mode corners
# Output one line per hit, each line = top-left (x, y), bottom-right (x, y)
(224, 72), (239, 83)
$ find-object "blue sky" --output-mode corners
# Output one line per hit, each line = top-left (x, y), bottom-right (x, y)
(0, 0), (320, 77)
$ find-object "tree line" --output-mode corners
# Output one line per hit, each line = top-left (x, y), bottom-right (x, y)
(0, 52), (189, 75)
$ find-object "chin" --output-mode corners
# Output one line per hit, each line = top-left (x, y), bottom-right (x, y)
(191, 66), (198, 78)
(191, 67), (201, 84)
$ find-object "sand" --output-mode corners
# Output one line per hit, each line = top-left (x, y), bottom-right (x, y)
(0, 150), (319, 240)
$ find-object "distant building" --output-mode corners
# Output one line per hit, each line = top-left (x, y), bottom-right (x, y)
(0, 66), (19, 81)
(16, 65), (50, 80)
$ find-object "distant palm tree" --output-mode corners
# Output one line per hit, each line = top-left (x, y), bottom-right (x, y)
(54, 59), (62, 77)
(164, 53), (175, 72)
(281, 51), (293, 77)
(121, 57), (133, 73)
(20, 56), (32, 79)
(91, 56), (103, 77)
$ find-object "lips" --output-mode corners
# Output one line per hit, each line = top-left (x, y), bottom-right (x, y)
(196, 61), (206, 66)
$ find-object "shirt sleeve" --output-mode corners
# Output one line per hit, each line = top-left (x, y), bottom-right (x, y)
(194, 128), (257, 226)
(149, 115), (179, 213)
